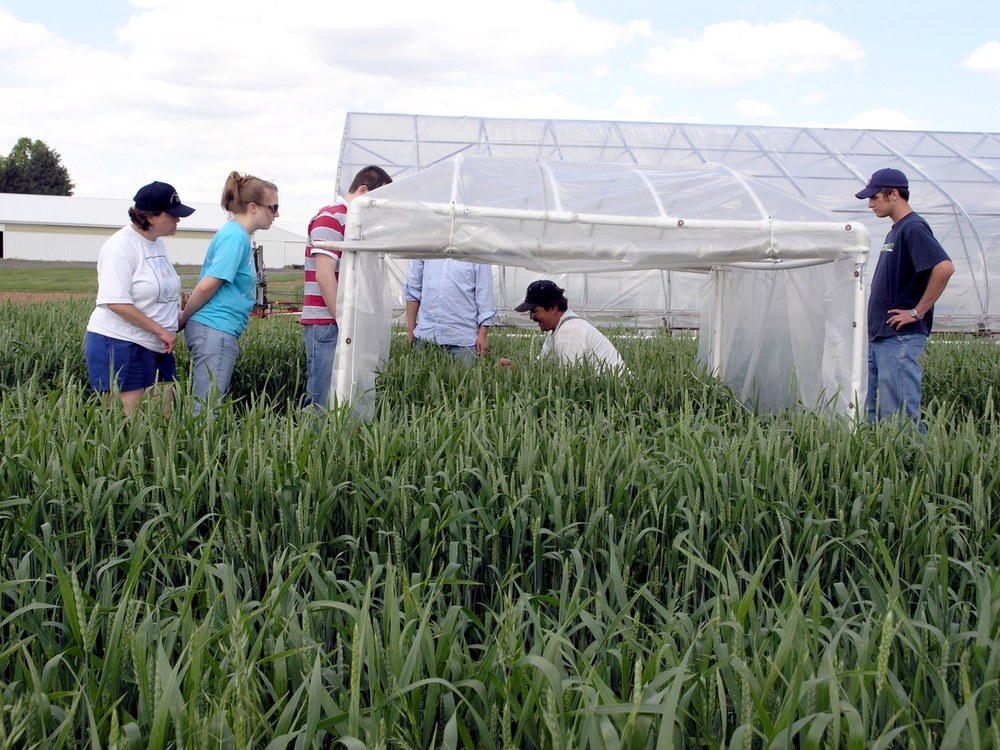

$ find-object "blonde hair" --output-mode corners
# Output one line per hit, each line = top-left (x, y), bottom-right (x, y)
(221, 171), (278, 215)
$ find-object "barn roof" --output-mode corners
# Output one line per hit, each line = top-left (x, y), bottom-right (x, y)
(0, 192), (304, 243)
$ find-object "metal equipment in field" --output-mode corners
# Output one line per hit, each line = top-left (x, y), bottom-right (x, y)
(251, 241), (302, 317)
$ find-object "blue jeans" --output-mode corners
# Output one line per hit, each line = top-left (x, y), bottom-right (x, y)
(415, 339), (477, 363)
(865, 334), (927, 429)
(304, 323), (338, 409)
(185, 320), (240, 415)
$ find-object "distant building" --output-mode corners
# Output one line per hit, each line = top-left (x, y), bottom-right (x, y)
(0, 193), (305, 267)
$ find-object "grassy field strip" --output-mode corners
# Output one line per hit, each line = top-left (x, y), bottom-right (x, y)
(1, 301), (999, 747)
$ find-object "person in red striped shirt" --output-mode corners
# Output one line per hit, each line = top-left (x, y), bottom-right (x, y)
(302, 165), (392, 409)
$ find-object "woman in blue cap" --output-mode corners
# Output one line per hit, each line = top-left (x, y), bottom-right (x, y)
(84, 181), (195, 416)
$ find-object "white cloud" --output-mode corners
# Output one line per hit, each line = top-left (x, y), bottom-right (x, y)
(0, 1), (640, 233)
(0, 9), (52, 54)
(164, 0), (633, 82)
(962, 40), (1000, 76)
(609, 87), (660, 118)
(1, 2), (993, 232)
(734, 99), (779, 122)
(844, 108), (922, 131)
(800, 92), (825, 107)
(641, 19), (863, 87)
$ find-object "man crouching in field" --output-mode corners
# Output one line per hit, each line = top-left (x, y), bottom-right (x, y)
(500, 280), (624, 372)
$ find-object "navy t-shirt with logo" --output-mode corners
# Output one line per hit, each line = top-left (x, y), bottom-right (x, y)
(867, 212), (950, 340)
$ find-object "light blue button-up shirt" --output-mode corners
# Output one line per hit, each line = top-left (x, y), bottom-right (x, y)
(403, 259), (496, 347)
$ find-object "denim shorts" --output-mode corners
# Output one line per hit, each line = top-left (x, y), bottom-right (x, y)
(84, 332), (176, 392)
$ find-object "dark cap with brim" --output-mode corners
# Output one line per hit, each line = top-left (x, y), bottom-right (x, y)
(134, 181), (196, 217)
(514, 279), (565, 311)
(855, 168), (908, 199)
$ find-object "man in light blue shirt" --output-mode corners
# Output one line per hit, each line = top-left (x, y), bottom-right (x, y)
(404, 259), (496, 362)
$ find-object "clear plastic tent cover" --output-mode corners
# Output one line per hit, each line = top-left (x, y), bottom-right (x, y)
(338, 113), (1000, 333)
(319, 155), (870, 416)
(345, 157), (868, 270)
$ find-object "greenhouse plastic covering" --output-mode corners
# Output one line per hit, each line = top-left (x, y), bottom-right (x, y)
(317, 155), (870, 417)
(338, 113), (1000, 333)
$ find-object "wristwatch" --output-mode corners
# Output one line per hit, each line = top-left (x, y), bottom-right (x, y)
(910, 308), (923, 320)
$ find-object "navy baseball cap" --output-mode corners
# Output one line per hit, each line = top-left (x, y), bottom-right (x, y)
(514, 280), (566, 311)
(133, 181), (195, 217)
(855, 168), (908, 199)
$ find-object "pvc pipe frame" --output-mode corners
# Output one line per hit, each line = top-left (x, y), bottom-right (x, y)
(316, 199), (871, 262)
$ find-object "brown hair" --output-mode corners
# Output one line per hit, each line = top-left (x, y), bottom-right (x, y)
(128, 207), (159, 231)
(880, 186), (910, 201)
(349, 165), (392, 194)
(221, 171), (278, 214)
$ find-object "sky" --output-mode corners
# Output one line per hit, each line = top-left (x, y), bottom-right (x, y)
(1, 0), (998, 236)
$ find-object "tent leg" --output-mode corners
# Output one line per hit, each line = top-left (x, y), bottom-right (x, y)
(850, 259), (867, 420)
(712, 269), (724, 378)
(331, 207), (393, 420)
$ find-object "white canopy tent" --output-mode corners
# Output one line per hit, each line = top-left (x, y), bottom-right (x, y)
(316, 156), (870, 417)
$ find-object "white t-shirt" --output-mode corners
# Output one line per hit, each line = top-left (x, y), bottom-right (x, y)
(86, 225), (181, 352)
(540, 310), (624, 371)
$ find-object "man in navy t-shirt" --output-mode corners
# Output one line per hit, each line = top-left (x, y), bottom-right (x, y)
(856, 168), (954, 429)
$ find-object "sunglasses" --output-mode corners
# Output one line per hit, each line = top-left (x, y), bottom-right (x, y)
(255, 202), (279, 214)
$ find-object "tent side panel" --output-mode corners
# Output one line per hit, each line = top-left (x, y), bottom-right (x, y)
(698, 258), (863, 414)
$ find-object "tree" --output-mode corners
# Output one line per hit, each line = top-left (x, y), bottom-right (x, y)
(0, 137), (75, 195)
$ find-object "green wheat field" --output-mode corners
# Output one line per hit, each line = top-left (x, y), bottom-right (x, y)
(1, 298), (999, 749)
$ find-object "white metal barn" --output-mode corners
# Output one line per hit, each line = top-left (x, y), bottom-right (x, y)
(336, 112), (1000, 333)
(0, 193), (305, 267)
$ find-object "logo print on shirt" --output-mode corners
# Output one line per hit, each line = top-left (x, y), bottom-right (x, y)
(880, 242), (894, 254)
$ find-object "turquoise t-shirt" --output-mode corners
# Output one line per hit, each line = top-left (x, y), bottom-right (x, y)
(189, 220), (256, 337)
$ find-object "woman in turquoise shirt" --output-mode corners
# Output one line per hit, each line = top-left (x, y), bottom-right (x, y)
(180, 171), (279, 414)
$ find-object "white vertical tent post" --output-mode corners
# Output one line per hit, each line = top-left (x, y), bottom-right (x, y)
(332, 245), (358, 408)
(711, 268), (725, 378)
(330, 205), (362, 409)
(330, 203), (393, 420)
(850, 257), (868, 418)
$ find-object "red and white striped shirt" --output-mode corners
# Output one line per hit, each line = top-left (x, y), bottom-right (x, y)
(301, 201), (347, 325)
